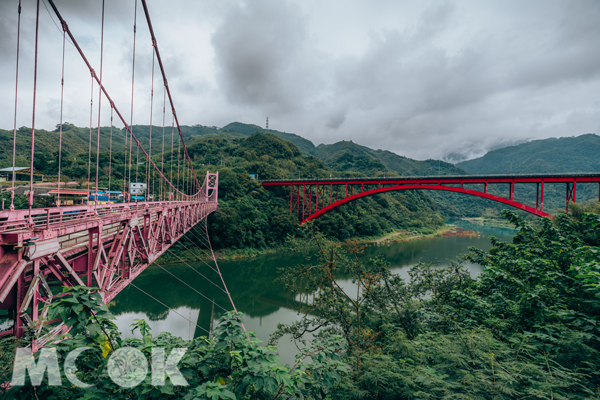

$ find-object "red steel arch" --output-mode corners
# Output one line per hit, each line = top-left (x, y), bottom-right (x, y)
(262, 173), (600, 224)
(303, 184), (550, 224)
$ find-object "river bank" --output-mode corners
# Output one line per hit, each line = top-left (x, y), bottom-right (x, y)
(157, 223), (465, 263)
(458, 216), (516, 228)
(368, 224), (462, 244)
(113, 220), (517, 367)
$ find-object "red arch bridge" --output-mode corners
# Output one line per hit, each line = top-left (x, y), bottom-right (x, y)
(0, 0), (237, 349)
(262, 173), (600, 224)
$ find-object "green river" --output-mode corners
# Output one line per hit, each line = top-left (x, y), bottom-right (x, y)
(110, 220), (516, 364)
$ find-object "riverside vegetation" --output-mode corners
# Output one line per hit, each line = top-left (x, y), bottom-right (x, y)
(2, 207), (599, 399)
(3, 124), (598, 250)
(2, 125), (600, 398)
(1, 126), (450, 250)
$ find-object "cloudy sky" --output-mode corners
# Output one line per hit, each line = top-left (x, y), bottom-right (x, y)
(0, 0), (599, 161)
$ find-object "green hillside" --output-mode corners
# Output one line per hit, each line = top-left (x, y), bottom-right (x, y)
(454, 133), (600, 213)
(219, 123), (467, 177)
(1, 127), (447, 248)
(221, 122), (317, 155)
(0, 124), (125, 170)
(313, 140), (467, 177)
(183, 133), (445, 248)
(12, 120), (587, 229)
(457, 134), (600, 174)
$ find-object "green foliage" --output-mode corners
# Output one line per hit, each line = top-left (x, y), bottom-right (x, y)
(457, 133), (600, 175)
(6, 288), (349, 399)
(183, 135), (445, 249)
(272, 211), (600, 398)
(238, 133), (301, 160)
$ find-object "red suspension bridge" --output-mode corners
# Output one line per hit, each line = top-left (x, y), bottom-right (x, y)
(0, 0), (244, 349)
(262, 173), (600, 224)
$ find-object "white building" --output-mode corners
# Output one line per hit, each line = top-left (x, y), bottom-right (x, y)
(130, 182), (147, 195)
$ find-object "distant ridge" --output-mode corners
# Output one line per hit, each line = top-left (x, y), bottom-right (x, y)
(221, 122), (466, 177)
(221, 122), (316, 155)
(456, 134), (600, 174)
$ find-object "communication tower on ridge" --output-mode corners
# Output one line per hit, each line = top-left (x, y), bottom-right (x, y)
(266, 117), (269, 133)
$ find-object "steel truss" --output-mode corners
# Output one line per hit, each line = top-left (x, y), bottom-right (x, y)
(265, 173), (600, 224)
(0, 172), (218, 349)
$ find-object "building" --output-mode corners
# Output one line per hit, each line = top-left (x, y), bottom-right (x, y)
(47, 189), (89, 206)
(0, 167), (44, 182)
(130, 182), (147, 195)
(88, 191), (124, 204)
(107, 191), (124, 202)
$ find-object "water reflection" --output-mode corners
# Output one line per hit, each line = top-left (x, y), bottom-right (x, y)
(111, 221), (515, 364)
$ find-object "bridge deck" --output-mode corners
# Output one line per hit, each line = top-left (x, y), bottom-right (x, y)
(262, 172), (600, 185)
(262, 172), (600, 224)
(0, 200), (206, 237)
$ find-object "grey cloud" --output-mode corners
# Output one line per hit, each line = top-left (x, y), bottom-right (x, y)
(0, 0), (599, 162)
(326, 108), (346, 129)
(412, 1), (456, 43)
(303, 0), (600, 160)
(211, 0), (319, 115)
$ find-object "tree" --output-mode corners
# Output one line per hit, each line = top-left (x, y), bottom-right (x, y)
(271, 212), (600, 398)
(6, 287), (349, 399)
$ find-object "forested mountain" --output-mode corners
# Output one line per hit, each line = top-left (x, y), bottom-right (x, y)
(221, 122), (316, 155)
(454, 133), (600, 213)
(313, 140), (466, 177)
(0, 126), (447, 249)
(457, 134), (600, 174)
(184, 133), (444, 248)
(222, 122), (467, 177)
(6, 121), (595, 243)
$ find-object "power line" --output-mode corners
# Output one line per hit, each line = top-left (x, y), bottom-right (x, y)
(153, 261), (228, 312)
(166, 249), (227, 294)
(128, 282), (210, 335)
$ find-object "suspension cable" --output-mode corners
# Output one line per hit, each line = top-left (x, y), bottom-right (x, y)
(184, 153), (188, 196)
(135, 139), (139, 202)
(10, 0), (22, 211)
(128, 282), (210, 335)
(176, 237), (219, 274)
(147, 46), (155, 203)
(46, 0), (200, 200)
(87, 76), (93, 195)
(140, 0), (201, 191)
(165, 249), (227, 294)
(201, 218), (245, 331)
(161, 85), (165, 201)
(129, 0), (137, 203)
(128, 115), (133, 201)
(170, 114), (174, 200)
(28, 0), (41, 217)
(94, 0), (105, 211)
(153, 261), (227, 311)
(57, 11), (66, 208)
(176, 135), (181, 201)
(108, 107), (113, 194)
(187, 227), (215, 253)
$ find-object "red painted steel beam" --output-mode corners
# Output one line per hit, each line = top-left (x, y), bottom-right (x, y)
(0, 172), (219, 344)
(299, 185), (551, 224)
(262, 174), (600, 187)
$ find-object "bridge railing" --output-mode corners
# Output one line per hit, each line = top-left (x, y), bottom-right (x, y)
(0, 201), (206, 234)
(0, 171), (219, 234)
